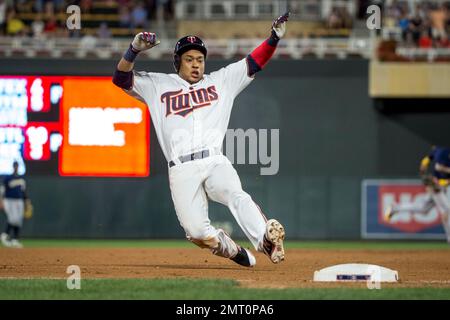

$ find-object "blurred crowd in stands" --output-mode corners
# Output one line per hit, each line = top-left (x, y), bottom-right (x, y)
(326, 6), (353, 29)
(0, 0), (174, 38)
(0, 0), (359, 40)
(0, 0), (449, 52)
(383, 0), (450, 48)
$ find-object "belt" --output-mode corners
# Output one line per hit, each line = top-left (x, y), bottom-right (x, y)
(169, 149), (210, 168)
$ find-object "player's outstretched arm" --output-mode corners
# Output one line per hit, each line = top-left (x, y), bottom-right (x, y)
(246, 12), (289, 77)
(113, 32), (160, 89)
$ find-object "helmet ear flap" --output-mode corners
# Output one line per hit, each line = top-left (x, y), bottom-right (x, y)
(173, 54), (181, 72)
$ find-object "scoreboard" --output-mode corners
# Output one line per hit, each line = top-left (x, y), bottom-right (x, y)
(0, 76), (150, 177)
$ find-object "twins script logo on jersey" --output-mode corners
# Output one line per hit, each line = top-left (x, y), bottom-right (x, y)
(161, 86), (219, 117)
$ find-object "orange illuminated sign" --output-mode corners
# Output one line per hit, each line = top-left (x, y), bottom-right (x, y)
(59, 78), (149, 177)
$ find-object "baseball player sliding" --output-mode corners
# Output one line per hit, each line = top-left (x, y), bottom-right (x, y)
(112, 13), (290, 267)
(384, 146), (450, 243)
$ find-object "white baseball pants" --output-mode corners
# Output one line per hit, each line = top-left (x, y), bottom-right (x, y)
(432, 190), (450, 242)
(3, 199), (25, 227)
(168, 154), (268, 258)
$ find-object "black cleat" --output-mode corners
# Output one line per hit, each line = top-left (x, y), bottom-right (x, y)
(230, 246), (256, 267)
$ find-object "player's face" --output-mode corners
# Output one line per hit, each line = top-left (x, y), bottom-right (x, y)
(179, 50), (205, 84)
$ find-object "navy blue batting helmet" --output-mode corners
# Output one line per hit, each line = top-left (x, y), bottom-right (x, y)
(173, 35), (207, 72)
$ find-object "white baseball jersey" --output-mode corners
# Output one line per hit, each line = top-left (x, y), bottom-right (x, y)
(126, 58), (253, 162)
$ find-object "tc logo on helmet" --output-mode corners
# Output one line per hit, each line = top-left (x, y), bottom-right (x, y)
(187, 36), (197, 43)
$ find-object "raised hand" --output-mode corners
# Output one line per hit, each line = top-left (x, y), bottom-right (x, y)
(272, 12), (290, 39)
(131, 32), (161, 52)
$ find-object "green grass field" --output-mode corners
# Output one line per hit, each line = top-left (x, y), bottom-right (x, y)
(1, 278), (450, 300)
(0, 240), (449, 300)
(18, 239), (450, 250)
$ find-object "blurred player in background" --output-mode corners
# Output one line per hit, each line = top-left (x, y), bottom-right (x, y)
(0, 161), (32, 248)
(385, 146), (450, 243)
(112, 13), (290, 267)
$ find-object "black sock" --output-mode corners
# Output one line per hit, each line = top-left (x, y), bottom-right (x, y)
(5, 223), (12, 237)
(12, 226), (20, 240)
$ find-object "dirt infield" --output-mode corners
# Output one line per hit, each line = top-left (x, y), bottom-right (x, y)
(1, 248), (449, 288)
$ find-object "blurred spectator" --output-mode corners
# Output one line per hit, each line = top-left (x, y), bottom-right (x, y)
(0, 0), (6, 35)
(418, 30), (433, 48)
(79, 30), (96, 50)
(398, 13), (409, 40)
(14, 0), (30, 14)
(131, 1), (148, 29)
(447, 13), (450, 35)
(327, 7), (343, 29)
(43, 15), (67, 37)
(54, 0), (66, 14)
(429, 4), (447, 41)
(327, 6), (352, 29)
(32, 0), (43, 13)
(119, 5), (131, 28)
(34, 0), (66, 14)
(409, 13), (424, 44)
(376, 1), (450, 62)
(44, 0), (54, 17)
(403, 31), (416, 48)
(97, 21), (111, 39)
(80, 0), (93, 13)
(6, 9), (26, 36)
(384, 5), (398, 29)
(416, 3), (427, 21)
(381, 0), (450, 51)
(340, 7), (353, 28)
(31, 14), (45, 38)
(44, 16), (58, 34)
(288, 0), (300, 17)
(436, 35), (450, 48)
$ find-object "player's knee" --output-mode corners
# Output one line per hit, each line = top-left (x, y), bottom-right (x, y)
(185, 225), (219, 249)
(188, 236), (219, 249)
(7, 219), (22, 227)
(186, 231), (205, 242)
(184, 225), (210, 242)
(229, 191), (251, 206)
(186, 231), (219, 249)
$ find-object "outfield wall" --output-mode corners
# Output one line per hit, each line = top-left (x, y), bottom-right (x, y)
(1, 58), (450, 239)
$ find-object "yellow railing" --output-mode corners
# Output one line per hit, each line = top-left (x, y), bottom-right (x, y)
(369, 61), (450, 97)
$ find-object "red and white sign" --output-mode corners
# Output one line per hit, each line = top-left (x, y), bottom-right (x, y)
(362, 179), (447, 239)
(378, 184), (442, 233)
